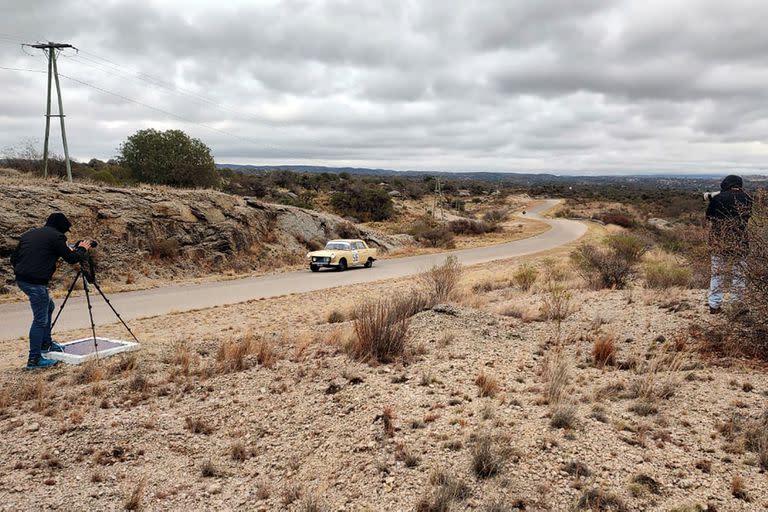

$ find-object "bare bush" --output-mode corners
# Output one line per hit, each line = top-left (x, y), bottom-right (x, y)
(571, 233), (649, 289)
(512, 264), (538, 291)
(124, 477), (146, 511)
(419, 255), (462, 304)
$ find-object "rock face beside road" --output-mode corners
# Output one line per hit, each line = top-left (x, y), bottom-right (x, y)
(0, 170), (407, 286)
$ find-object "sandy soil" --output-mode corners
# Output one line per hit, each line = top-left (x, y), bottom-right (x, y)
(1, 231), (764, 511)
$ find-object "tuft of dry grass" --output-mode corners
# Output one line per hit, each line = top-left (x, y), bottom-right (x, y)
(73, 361), (104, 385)
(550, 403), (578, 429)
(216, 333), (277, 372)
(418, 255), (462, 304)
(471, 433), (506, 479)
(575, 487), (628, 511)
(591, 334), (617, 368)
(185, 416), (213, 435)
(350, 294), (426, 363)
(629, 346), (684, 405)
(382, 406), (396, 437)
(124, 477), (146, 511)
(474, 372), (500, 398)
(201, 459), (219, 477)
(543, 351), (571, 405)
(731, 475), (750, 501)
(326, 309), (345, 324)
(230, 440), (252, 461)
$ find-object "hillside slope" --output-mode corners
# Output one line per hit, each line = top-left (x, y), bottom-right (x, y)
(0, 170), (407, 290)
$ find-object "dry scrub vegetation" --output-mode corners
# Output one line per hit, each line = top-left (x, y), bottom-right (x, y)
(3, 207), (768, 510)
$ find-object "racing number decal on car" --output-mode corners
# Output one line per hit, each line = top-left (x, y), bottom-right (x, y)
(352, 250), (359, 263)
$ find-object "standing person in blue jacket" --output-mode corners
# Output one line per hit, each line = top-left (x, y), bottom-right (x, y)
(10, 213), (94, 369)
(706, 175), (752, 314)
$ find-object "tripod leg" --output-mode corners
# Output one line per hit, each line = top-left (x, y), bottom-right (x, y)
(51, 271), (82, 331)
(91, 281), (141, 344)
(82, 274), (100, 360)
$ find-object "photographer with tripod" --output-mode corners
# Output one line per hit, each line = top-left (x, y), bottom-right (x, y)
(10, 213), (94, 369)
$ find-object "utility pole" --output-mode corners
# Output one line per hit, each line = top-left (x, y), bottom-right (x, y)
(27, 42), (75, 181)
(434, 177), (446, 223)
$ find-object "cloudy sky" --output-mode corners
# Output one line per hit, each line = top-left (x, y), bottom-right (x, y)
(1, 0), (767, 174)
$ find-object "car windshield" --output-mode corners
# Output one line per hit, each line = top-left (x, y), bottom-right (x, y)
(325, 242), (350, 250)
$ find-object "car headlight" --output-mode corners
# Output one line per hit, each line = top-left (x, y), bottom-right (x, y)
(330, 253), (335, 259)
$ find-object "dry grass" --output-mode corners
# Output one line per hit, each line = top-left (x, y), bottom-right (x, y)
(471, 433), (506, 479)
(124, 477), (146, 511)
(418, 255), (462, 304)
(73, 361), (105, 385)
(474, 372), (500, 398)
(350, 294), (425, 363)
(550, 403), (578, 429)
(643, 256), (691, 289)
(629, 347), (684, 404)
(731, 475), (750, 501)
(215, 333), (276, 372)
(512, 264), (539, 291)
(184, 416), (213, 435)
(382, 406), (396, 437)
(543, 351), (571, 406)
(575, 487), (628, 511)
(591, 334), (617, 368)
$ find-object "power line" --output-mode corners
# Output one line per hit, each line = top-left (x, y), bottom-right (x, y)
(56, 72), (279, 150)
(66, 51), (280, 128)
(1, 63), (277, 149)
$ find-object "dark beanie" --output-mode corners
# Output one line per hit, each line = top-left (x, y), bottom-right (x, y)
(45, 212), (72, 233)
(720, 175), (743, 191)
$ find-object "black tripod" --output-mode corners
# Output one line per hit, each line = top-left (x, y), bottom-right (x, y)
(51, 266), (140, 359)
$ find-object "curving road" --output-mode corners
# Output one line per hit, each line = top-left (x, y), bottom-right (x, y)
(0, 199), (586, 340)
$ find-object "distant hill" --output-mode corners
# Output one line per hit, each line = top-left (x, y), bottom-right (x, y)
(216, 164), (768, 194)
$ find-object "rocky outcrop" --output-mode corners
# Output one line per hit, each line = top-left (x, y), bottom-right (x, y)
(0, 170), (409, 286)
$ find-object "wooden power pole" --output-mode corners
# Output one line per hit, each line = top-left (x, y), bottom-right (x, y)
(28, 42), (75, 181)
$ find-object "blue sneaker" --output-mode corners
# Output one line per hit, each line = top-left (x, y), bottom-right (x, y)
(25, 357), (59, 370)
(42, 341), (65, 353)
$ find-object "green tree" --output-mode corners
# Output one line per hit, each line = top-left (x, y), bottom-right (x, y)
(118, 129), (218, 188)
(330, 187), (394, 221)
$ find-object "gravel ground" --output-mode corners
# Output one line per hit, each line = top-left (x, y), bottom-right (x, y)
(0, 260), (766, 511)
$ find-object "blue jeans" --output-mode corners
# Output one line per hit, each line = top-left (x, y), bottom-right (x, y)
(708, 255), (746, 309)
(16, 281), (55, 361)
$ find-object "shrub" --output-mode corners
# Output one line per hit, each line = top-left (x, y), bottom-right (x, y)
(418, 255), (462, 304)
(644, 259), (692, 289)
(512, 265), (538, 291)
(350, 295), (421, 363)
(550, 404), (578, 429)
(571, 233), (649, 289)
(447, 219), (497, 236)
(600, 211), (636, 228)
(471, 435), (504, 479)
(592, 334), (617, 368)
(483, 209), (508, 224)
(119, 128), (218, 188)
(330, 188), (394, 221)
(474, 372), (500, 398)
(411, 222), (455, 248)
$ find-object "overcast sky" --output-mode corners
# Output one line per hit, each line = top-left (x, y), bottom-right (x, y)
(1, 0), (767, 174)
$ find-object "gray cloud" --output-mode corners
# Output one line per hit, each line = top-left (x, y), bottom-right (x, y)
(0, 0), (767, 174)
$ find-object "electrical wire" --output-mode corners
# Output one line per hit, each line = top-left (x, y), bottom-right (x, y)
(56, 72), (279, 150)
(70, 49), (273, 126)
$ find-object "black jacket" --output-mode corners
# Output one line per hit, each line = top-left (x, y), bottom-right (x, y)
(10, 226), (86, 285)
(706, 189), (752, 255)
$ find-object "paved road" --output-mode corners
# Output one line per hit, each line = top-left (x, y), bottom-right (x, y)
(0, 199), (586, 340)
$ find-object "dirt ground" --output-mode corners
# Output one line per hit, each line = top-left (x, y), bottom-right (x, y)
(1, 233), (766, 511)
